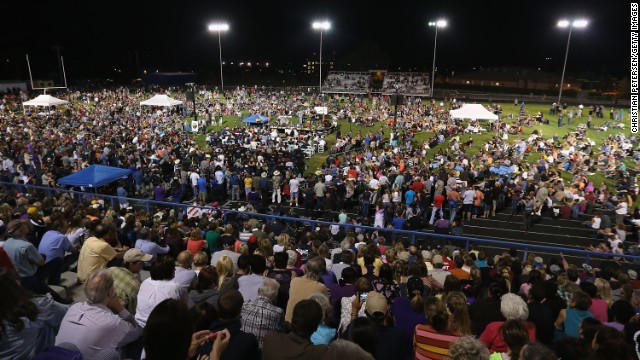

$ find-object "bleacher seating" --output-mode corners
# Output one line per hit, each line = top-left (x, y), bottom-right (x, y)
(323, 72), (370, 93)
(381, 72), (431, 96)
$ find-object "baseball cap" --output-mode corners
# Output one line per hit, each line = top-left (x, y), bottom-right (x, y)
(124, 248), (153, 263)
(27, 207), (38, 216)
(365, 291), (388, 316)
(533, 256), (544, 268)
(549, 265), (561, 274)
(628, 270), (638, 280)
(432, 254), (444, 265)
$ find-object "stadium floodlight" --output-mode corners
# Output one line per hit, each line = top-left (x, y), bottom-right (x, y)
(207, 22), (230, 92)
(556, 18), (588, 104)
(428, 19), (447, 98)
(312, 20), (331, 94)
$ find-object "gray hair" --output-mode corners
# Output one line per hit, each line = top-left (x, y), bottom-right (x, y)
(500, 293), (529, 321)
(258, 278), (280, 303)
(84, 269), (114, 304)
(304, 257), (324, 281)
(449, 336), (490, 360)
(309, 292), (332, 324)
(340, 240), (351, 251)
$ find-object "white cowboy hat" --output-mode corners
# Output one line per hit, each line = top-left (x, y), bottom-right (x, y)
(273, 170), (281, 176)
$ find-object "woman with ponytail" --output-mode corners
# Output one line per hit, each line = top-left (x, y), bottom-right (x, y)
(391, 277), (428, 354)
(414, 296), (463, 360)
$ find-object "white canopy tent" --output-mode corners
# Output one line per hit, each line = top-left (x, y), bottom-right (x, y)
(139, 94), (183, 107)
(449, 104), (499, 121)
(22, 94), (69, 107)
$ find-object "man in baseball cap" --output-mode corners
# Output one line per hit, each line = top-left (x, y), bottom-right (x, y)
(109, 248), (152, 314)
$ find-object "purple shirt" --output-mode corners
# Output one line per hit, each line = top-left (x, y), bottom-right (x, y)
(391, 297), (428, 350)
(328, 283), (354, 325)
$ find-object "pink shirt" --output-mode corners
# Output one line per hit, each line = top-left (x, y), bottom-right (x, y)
(588, 298), (609, 323)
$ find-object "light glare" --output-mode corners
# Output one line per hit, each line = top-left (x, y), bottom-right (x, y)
(312, 21), (330, 30)
(208, 23), (229, 32)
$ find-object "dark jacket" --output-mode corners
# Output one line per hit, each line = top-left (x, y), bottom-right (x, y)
(262, 331), (327, 360)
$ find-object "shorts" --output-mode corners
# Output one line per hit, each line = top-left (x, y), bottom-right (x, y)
(291, 191), (299, 199)
(463, 204), (473, 212)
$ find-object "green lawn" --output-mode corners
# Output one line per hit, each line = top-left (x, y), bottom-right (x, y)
(186, 97), (635, 204)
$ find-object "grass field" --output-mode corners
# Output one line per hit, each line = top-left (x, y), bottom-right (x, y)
(188, 98), (635, 204)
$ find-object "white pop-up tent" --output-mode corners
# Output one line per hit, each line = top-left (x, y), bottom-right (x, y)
(450, 104), (499, 121)
(140, 94), (183, 107)
(22, 94), (69, 107)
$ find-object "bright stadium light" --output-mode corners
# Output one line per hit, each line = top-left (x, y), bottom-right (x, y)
(312, 20), (331, 95)
(207, 22), (229, 92)
(428, 19), (447, 98)
(556, 18), (588, 104)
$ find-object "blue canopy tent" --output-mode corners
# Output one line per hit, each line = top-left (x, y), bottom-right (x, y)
(241, 114), (269, 125)
(57, 165), (132, 188)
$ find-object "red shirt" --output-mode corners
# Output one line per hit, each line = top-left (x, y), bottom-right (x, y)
(411, 181), (425, 193)
(434, 194), (445, 208)
(187, 238), (207, 255)
(480, 321), (536, 353)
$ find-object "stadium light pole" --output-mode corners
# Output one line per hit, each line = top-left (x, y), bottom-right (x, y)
(428, 19), (447, 99)
(557, 19), (588, 104)
(208, 23), (229, 93)
(312, 21), (330, 95)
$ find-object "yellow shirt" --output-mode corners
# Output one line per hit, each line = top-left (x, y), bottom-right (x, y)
(77, 237), (117, 283)
(244, 177), (253, 189)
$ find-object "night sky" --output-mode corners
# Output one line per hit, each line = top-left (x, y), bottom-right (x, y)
(0, 0), (629, 82)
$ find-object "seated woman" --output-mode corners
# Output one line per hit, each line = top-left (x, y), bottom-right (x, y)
(0, 269), (69, 359)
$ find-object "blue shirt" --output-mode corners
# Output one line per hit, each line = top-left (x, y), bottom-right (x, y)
(3, 238), (42, 277)
(405, 190), (416, 205)
(38, 230), (75, 264)
(134, 239), (169, 258)
(392, 217), (406, 230)
(117, 187), (128, 200)
(311, 324), (337, 345)
(198, 177), (207, 192)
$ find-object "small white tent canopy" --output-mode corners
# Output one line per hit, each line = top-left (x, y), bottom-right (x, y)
(449, 104), (499, 121)
(22, 94), (69, 107)
(140, 94), (183, 107)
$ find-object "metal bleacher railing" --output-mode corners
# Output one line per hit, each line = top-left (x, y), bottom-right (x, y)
(2, 181), (638, 265)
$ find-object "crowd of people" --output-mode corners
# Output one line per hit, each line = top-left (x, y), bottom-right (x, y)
(1, 189), (640, 360)
(0, 86), (639, 359)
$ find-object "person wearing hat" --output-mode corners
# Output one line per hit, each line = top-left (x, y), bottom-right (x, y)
(350, 291), (408, 359)
(430, 254), (452, 287)
(109, 248), (151, 314)
(272, 170), (283, 204)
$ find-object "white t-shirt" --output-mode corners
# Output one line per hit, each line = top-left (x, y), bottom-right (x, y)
(289, 178), (300, 193)
(462, 190), (476, 204)
(616, 202), (628, 215)
(190, 172), (200, 186)
(591, 217), (602, 229)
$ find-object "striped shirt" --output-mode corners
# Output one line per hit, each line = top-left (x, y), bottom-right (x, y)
(414, 324), (461, 360)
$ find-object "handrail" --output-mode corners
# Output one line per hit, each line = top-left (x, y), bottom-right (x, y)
(1, 181), (638, 264)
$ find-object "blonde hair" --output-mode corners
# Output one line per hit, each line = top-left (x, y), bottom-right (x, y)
(216, 256), (234, 288)
(594, 278), (613, 306)
(277, 233), (291, 247)
(237, 243), (249, 255)
(193, 252), (208, 267)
